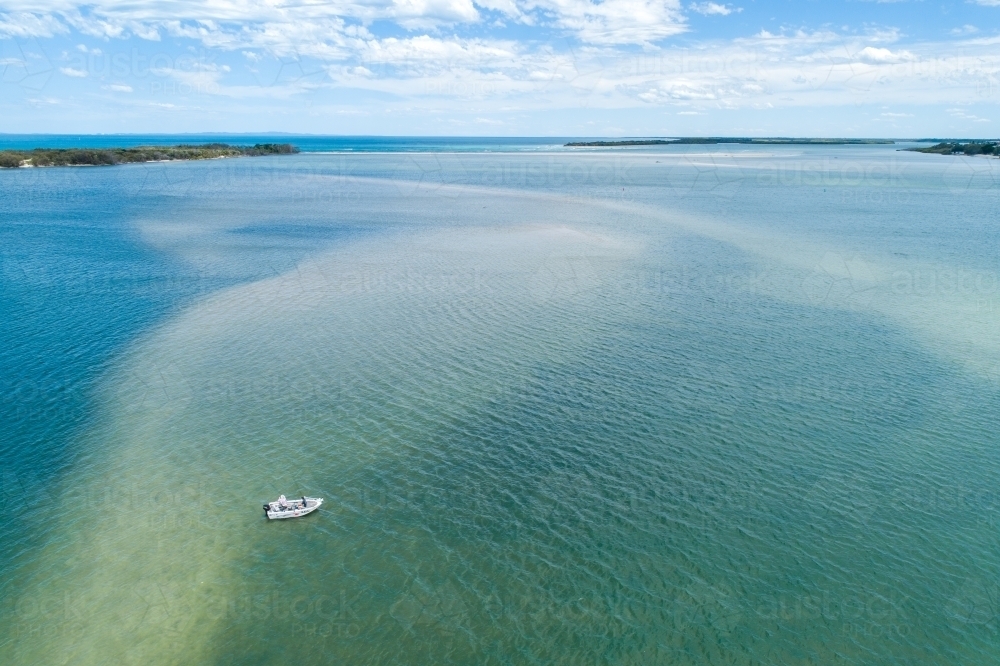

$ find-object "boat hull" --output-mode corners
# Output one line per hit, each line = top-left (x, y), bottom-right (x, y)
(265, 496), (323, 519)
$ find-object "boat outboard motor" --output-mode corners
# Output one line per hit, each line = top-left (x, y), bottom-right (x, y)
(263, 504), (271, 514)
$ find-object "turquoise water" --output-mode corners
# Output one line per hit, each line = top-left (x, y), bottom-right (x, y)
(2, 143), (1000, 664)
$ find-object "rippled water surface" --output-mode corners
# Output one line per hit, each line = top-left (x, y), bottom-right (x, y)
(3, 144), (1000, 664)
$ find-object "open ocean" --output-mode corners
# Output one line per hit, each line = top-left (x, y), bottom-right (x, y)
(2, 137), (1000, 664)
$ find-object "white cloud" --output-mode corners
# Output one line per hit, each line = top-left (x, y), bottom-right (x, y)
(3, 0), (1000, 121)
(476, 0), (523, 19)
(633, 78), (764, 103)
(59, 65), (87, 76)
(855, 46), (914, 64)
(525, 0), (687, 44)
(948, 108), (991, 122)
(102, 83), (133, 91)
(359, 35), (518, 72)
(748, 28), (842, 48)
(689, 2), (741, 16)
(0, 0), (481, 35)
(390, 0), (480, 27)
(0, 12), (67, 37)
(950, 25), (978, 36)
(0, 0), (687, 46)
(160, 18), (356, 59)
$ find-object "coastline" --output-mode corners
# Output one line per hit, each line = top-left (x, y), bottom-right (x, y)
(566, 138), (897, 147)
(0, 143), (298, 169)
(904, 141), (998, 156)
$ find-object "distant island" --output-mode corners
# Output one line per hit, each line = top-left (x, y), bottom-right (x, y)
(907, 141), (997, 156)
(566, 138), (895, 147)
(0, 143), (299, 168)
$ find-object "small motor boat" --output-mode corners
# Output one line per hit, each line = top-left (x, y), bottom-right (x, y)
(263, 494), (323, 520)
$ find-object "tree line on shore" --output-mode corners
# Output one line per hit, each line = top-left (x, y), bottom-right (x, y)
(910, 142), (998, 156)
(0, 143), (298, 168)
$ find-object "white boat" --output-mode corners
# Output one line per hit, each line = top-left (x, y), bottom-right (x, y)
(264, 495), (323, 520)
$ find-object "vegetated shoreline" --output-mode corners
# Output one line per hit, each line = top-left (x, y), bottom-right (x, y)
(0, 143), (299, 168)
(905, 141), (998, 156)
(565, 138), (896, 147)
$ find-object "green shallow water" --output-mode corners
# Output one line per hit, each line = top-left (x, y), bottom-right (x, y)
(3, 146), (1000, 664)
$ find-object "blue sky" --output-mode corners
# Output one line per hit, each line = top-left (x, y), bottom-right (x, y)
(0, 0), (998, 136)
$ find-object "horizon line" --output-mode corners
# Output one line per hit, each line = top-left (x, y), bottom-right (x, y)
(1, 133), (997, 141)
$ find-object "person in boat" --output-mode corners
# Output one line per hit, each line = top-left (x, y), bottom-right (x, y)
(301, 496), (307, 508)
(279, 494), (288, 509)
